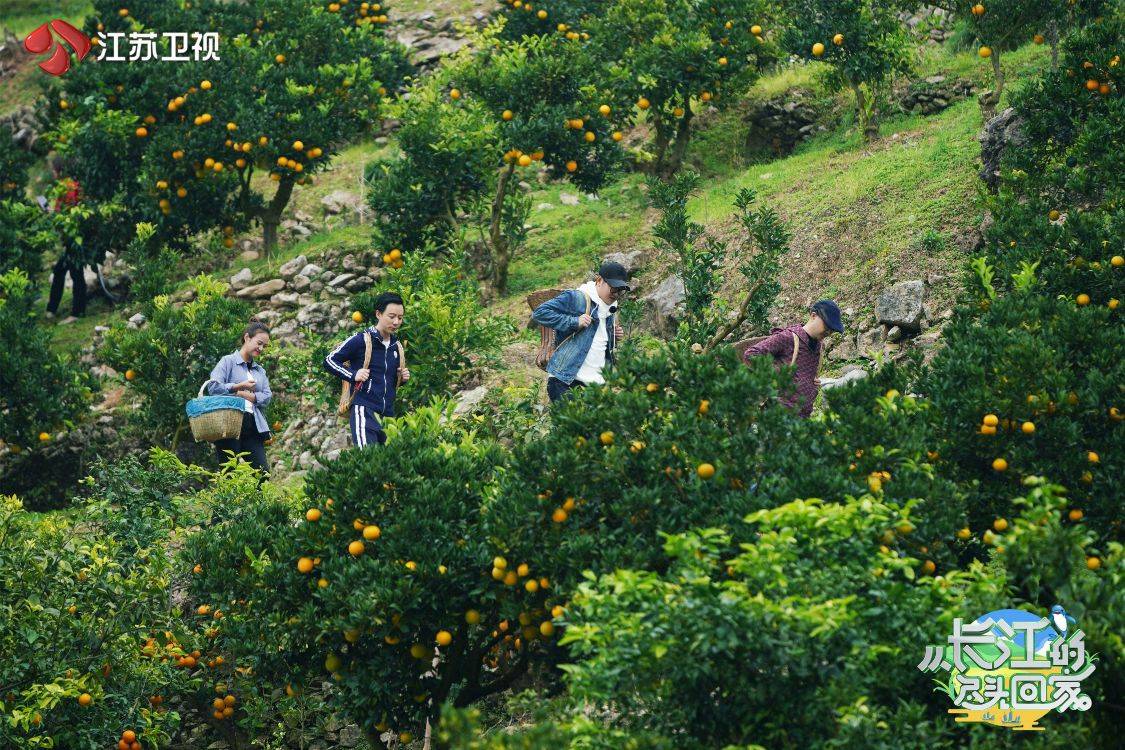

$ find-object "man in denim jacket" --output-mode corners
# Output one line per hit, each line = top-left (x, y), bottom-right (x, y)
(532, 261), (629, 402)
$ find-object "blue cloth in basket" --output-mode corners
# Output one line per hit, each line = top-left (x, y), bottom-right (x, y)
(186, 395), (247, 418)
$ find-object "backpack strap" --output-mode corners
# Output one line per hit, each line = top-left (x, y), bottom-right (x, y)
(396, 340), (406, 386)
(338, 331), (374, 415)
(789, 331), (800, 367)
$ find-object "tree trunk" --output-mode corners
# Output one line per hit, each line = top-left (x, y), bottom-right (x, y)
(663, 101), (695, 177)
(850, 81), (878, 143)
(978, 50), (1003, 120)
(260, 176), (296, 259)
(483, 160), (517, 301)
(650, 117), (671, 177)
(1048, 20), (1059, 71)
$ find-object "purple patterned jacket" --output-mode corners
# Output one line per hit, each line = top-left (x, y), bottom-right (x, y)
(744, 324), (822, 418)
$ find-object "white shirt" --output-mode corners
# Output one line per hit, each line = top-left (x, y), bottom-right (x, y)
(575, 281), (612, 385)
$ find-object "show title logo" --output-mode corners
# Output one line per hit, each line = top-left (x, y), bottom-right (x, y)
(918, 606), (1095, 731)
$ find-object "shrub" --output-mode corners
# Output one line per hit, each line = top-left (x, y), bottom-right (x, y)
(0, 269), (94, 449)
(183, 407), (514, 742)
(0, 200), (55, 279)
(0, 475), (195, 750)
(0, 122), (36, 199)
(349, 249), (516, 413)
(100, 275), (253, 448)
(645, 171), (785, 347)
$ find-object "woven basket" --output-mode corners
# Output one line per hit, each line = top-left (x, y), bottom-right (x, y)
(188, 382), (245, 442)
(526, 288), (564, 312)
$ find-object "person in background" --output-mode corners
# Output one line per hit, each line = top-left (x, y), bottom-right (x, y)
(45, 155), (90, 318)
(532, 261), (629, 403)
(208, 319), (273, 475)
(324, 292), (410, 448)
(743, 299), (844, 418)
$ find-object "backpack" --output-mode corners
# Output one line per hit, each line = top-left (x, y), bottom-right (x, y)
(338, 333), (408, 416)
(732, 331), (801, 367)
(528, 288), (591, 372)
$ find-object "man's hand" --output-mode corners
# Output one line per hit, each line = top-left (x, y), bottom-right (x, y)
(354, 368), (370, 384)
(399, 366), (411, 382)
(577, 313), (593, 329)
(614, 323), (625, 340)
(235, 390), (256, 402)
(814, 378), (822, 387)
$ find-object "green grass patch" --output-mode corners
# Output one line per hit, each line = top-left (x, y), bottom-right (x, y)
(1, 1), (93, 36)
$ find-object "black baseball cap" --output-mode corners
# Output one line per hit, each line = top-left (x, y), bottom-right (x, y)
(811, 299), (844, 333)
(598, 260), (630, 290)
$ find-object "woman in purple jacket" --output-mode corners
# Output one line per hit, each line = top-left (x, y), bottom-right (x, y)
(207, 319), (273, 474)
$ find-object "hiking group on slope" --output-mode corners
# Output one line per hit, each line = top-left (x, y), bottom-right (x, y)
(204, 262), (844, 478)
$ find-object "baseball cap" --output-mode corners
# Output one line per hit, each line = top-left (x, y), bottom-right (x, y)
(811, 299), (844, 333)
(598, 260), (630, 290)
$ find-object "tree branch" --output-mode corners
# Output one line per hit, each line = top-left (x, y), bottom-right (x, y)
(703, 277), (765, 353)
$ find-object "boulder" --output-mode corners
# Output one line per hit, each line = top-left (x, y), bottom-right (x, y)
(979, 107), (1026, 192)
(270, 292), (301, 309)
(320, 190), (363, 217)
(327, 273), (356, 288)
(559, 192), (581, 206)
(229, 267), (253, 290)
(236, 278), (287, 299)
(299, 263), (324, 279)
(279, 254), (308, 280)
(291, 274), (311, 292)
(602, 249), (646, 276)
(875, 280), (925, 331)
(453, 386), (488, 416)
(642, 274), (686, 335)
(128, 312), (147, 328)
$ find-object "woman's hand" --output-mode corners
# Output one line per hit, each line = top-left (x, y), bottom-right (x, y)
(399, 366), (411, 382)
(235, 390), (256, 402)
(614, 323), (625, 339)
(233, 379), (255, 390)
(354, 368), (370, 383)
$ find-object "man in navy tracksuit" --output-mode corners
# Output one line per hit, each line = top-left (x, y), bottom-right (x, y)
(324, 292), (409, 447)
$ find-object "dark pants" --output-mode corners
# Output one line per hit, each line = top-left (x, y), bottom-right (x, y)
(214, 412), (270, 477)
(47, 256), (88, 317)
(349, 403), (387, 448)
(547, 377), (584, 403)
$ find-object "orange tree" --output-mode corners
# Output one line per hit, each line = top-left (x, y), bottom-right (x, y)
(182, 406), (517, 744)
(496, 0), (603, 42)
(923, 18), (1122, 545)
(0, 202), (55, 279)
(0, 269), (93, 453)
(55, 0), (409, 257)
(369, 28), (625, 298)
(928, 1), (1051, 118)
(0, 122), (36, 200)
(486, 341), (967, 592)
(778, 0), (912, 141)
(582, 0), (777, 176)
(0, 454), (203, 750)
(439, 481), (1119, 748)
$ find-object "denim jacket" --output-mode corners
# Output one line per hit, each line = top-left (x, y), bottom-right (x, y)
(532, 287), (616, 385)
(207, 352), (272, 434)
